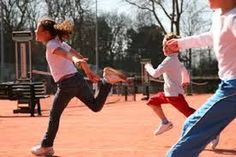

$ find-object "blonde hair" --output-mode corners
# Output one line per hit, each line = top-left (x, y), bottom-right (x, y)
(162, 32), (180, 54)
(38, 16), (74, 40)
(54, 19), (74, 40)
(164, 32), (180, 42)
(163, 32), (180, 48)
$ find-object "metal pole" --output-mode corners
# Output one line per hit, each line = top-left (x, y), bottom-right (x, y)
(95, 0), (98, 73)
(0, 2), (4, 81)
(15, 42), (18, 80)
(29, 41), (32, 82)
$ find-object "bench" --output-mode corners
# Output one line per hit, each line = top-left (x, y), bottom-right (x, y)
(0, 83), (12, 99)
(0, 82), (49, 117)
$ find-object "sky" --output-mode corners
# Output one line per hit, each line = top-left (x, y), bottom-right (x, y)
(97, 0), (210, 15)
(96, 0), (133, 14)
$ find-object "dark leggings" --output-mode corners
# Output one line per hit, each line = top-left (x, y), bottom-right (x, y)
(41, 72), (112, 147)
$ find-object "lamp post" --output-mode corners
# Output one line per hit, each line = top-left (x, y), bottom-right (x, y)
(0, 2), (4, 81)
(95, 0), (98, 73)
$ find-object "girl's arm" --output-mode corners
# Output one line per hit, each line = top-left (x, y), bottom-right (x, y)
(69, 47), (85, 59)
(144, 62), (167, 78)
(165, 31), (213, 54)
(52, 47), (84, 63)
(53, 47), (100, 82)
(178, 31), (213, 50)
(181, 64), (190, 84)
(69, 48), (100, 82)
(180, 64), (190, 92)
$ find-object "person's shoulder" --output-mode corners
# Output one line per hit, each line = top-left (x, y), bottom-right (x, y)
(228, 7), (236, 14)
(47, 39), (61, 47)
(61, 41), (71, 52)
(160, 56), (174, 66)
(46, 39), (62, 52)
(224, 7), (236, 27)
(225, 7), (236, 18)
(162, 56), (170, 62)
(61, 41), (70, 47)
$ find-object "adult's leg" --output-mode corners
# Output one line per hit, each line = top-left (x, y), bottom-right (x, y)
(167, 81), (236, 157)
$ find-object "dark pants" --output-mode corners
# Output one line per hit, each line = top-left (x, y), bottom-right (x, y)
(41, 72), (112, 147)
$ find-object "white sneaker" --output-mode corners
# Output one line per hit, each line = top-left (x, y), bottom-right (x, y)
(103, 67), (127, 84)
(211, 135), (220, 150)
(31, 145), (54, 156)
(154, 122), (173, 135)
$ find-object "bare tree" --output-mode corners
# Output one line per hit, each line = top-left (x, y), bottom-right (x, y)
(44, 0), (90, 19)
(0, 0), (40, 81)
(103, 13), (131, 64)
(180, 0), (212, 70)
(1, 0), (33, 31)
(26, 0), (42, 29)
(124, 0), (212, 65)
(43, 0), (94, 53)
(124, 0), (186, 35)
(134, 10), (153, 28)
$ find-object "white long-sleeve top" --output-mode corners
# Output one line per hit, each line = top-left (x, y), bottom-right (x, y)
(178, 8), (236, 81)
(145, 54), (190, 96)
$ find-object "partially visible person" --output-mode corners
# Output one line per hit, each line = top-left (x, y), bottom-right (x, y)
(165, 0), (236, 156)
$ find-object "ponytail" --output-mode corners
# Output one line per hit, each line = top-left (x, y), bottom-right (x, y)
(54, 19), (74, 40)
(39, 16), (74, 40)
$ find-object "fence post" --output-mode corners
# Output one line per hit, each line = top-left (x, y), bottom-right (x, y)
(124, 84), (128, 101)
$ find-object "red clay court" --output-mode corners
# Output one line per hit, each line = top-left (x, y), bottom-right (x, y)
(0, 94), (236, 157)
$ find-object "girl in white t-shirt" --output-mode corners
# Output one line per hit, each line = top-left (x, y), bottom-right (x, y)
(31, 17), (127, 156)
(166, 1), (236, 156)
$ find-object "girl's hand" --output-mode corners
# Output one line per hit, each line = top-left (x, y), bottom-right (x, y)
(182, 82), (189, 93)
(74, 58), (100, 83)
(86, 72), (100, 83)
(144, 63), (153, 71)
(73, 57), (88, 67)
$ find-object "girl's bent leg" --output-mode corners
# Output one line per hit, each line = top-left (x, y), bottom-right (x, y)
(76, 77), (112, 112)
(169, 95), (195, 117)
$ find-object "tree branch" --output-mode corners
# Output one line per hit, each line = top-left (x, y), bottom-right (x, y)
(150, 0), (166, 33)
(124, 0), (153, 12)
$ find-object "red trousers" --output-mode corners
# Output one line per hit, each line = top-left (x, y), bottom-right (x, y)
(147, 92), (195, 117)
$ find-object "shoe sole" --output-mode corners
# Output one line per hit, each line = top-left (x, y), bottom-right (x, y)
(155, 124), (173, 135)
(104, 67), (127, 81)
(211, 135), (220, 150)
(31, 147), (54, 156)
(31, 152), (54, 156)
